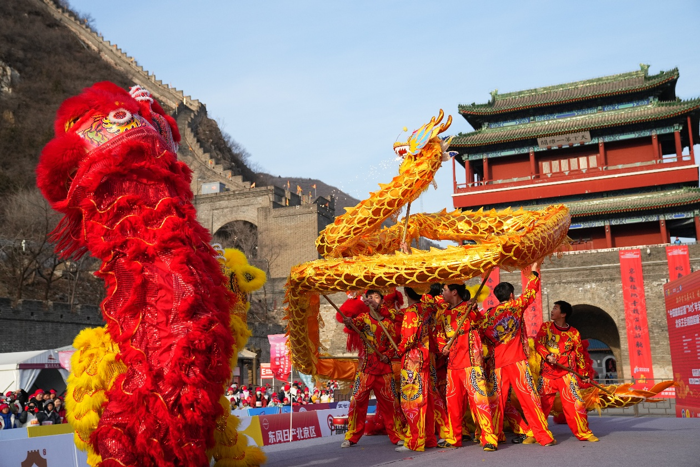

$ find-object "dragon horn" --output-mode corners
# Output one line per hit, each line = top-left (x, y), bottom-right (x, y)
(438, 114), (452, 133)
(435, 109), (444, 125)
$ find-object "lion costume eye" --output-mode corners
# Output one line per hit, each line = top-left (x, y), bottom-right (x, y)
(107, 108), (132, 125)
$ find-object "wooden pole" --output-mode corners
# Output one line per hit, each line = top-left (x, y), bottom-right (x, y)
(369, 306), (400, 354)
(322, 294), (379, 355)
(552, 362), (613, 395)
(443, 269), (493, 353)
(401, 202), (412, 251)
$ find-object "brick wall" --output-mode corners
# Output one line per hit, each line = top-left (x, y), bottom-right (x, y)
(0, 298), (103, 352)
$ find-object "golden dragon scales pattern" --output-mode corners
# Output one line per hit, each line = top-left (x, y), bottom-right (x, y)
(285, 111), (572, 380)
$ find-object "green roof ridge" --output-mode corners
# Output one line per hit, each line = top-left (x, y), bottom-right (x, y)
(451, 97), (700, 147)
(459, 66), (679, 113)
(516, 187), (700, 217)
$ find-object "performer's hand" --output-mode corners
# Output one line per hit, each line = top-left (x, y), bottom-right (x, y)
(582, 377), (591, 384)
(342, 316), (353, 328)
(531, 261), (540, 273)
(546, 354), (557, 364)
(380, 355), (390, 364)
(441, 346), (450, 356)
(400, 241), (409, 254)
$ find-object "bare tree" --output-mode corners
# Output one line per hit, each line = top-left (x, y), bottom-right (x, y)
(212, 221), (258, 259)
(0, 189), (61, 301)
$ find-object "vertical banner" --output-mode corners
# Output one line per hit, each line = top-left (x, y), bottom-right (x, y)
(521, 266), (543, 338)
(666, 245), (691, 280)
(481, 268), (500, 310)
(619, 250), (655, 390)
(664, 270), (700, 417)
(268, 334), (291, 382)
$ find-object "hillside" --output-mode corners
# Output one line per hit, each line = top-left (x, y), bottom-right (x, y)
(0, 0), (136, 195)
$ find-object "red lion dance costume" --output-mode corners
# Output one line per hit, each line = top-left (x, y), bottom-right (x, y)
(37, 82), (263, 467)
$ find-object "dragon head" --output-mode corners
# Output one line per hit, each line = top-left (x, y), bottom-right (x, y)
(393, 109), (454, 161)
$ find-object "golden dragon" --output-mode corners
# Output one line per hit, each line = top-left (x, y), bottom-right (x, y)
(284, 111), (571, 380)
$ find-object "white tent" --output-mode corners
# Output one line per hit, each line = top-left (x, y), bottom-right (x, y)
(0, 346), (74, 395)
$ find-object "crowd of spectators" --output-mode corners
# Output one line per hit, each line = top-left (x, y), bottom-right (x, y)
(0, 388), (66, 429)
(227, 380), (339, 410)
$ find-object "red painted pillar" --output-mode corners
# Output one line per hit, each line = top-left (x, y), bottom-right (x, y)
(452, 155), (457, 191)
(529, 149), (536, 179)
(465, 160), (473, 187)
(483, 157), (489, 184)
(651, 133), (660, 161)
(605, 222), (612, 248)
(695, 216), (700, 241)
(674, 129), (682, 160)
(660, 218), (668, 244)
(598, 140), (606, 168)
(688, 116), (695, 161)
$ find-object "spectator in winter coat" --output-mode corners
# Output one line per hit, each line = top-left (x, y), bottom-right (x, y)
(54, 398), (66, 424)
(36, 400), (61, 425)
(0, 404), (18, 429)
(19, 402), (40, 427)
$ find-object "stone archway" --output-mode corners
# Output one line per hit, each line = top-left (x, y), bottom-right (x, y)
(569, 304), (624, 378)
(213, 220), (259, 260)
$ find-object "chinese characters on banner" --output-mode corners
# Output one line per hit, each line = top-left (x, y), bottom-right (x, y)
(521, 267), (543, 338)
(666, 245), (691, 280)
(663, 270), (700, 416)
(267, 334), (291, 382)
(619, 250), (655, 391)
(258, 411), (323, 445)
(481, 268), (500, 311)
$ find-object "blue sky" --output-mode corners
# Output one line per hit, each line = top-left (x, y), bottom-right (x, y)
(68, 0), (700, 215)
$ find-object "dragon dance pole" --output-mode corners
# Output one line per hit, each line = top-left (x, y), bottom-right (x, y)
(369, 306), (401, 355)
(323, 295), (380, 355)
(443, 268), (493, 353)
(552, 362), (613, 395)
(401, 202), (412, 252)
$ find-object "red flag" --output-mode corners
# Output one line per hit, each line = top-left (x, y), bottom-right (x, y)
(268, 334), (291, 381)
(521, 266), (543, 338)
(666, 245), (691, 280)
(619, 249), (655, 391)
(481, 268), (500, 310)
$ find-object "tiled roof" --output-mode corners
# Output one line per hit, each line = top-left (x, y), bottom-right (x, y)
(459, 68), (678, 115)
(519, 187), (700, 217)
(450, 99), (700, 148)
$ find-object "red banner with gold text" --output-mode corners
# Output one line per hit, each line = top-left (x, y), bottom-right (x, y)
(521, 266), (543, 338)
(666, 245), (691, 281)
(619, 250), (655, 390)
(268, 334), (291, 382)
(481, 268), (500, 310)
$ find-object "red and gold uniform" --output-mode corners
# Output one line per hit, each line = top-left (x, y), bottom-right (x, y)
(476, 272), (554, 446)
(345, 308), (403, 445)
(397, 297), (438, 451)
(535, 321), (596, 440)
(437, 301), (497, 447)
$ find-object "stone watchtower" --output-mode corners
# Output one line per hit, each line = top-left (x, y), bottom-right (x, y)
(448, 65), (700, 387)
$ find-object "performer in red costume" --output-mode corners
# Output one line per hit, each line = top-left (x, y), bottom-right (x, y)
(340, 290), (403, 448)
(437, 283), (498, 451)
(36, 82), (235, 466)
(395, 287), (438, 452)
(475, 264), (556, 447)
(535, 301), (599, 442)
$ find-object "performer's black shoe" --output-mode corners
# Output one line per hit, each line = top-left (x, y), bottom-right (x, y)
(437, 440), (457, 449)
(511, 434), (527, 444)
(462, 434), (472, 442)
(483, 443), (498, 452)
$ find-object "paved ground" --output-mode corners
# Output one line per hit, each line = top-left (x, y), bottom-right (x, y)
(262, 416), (700, 467)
